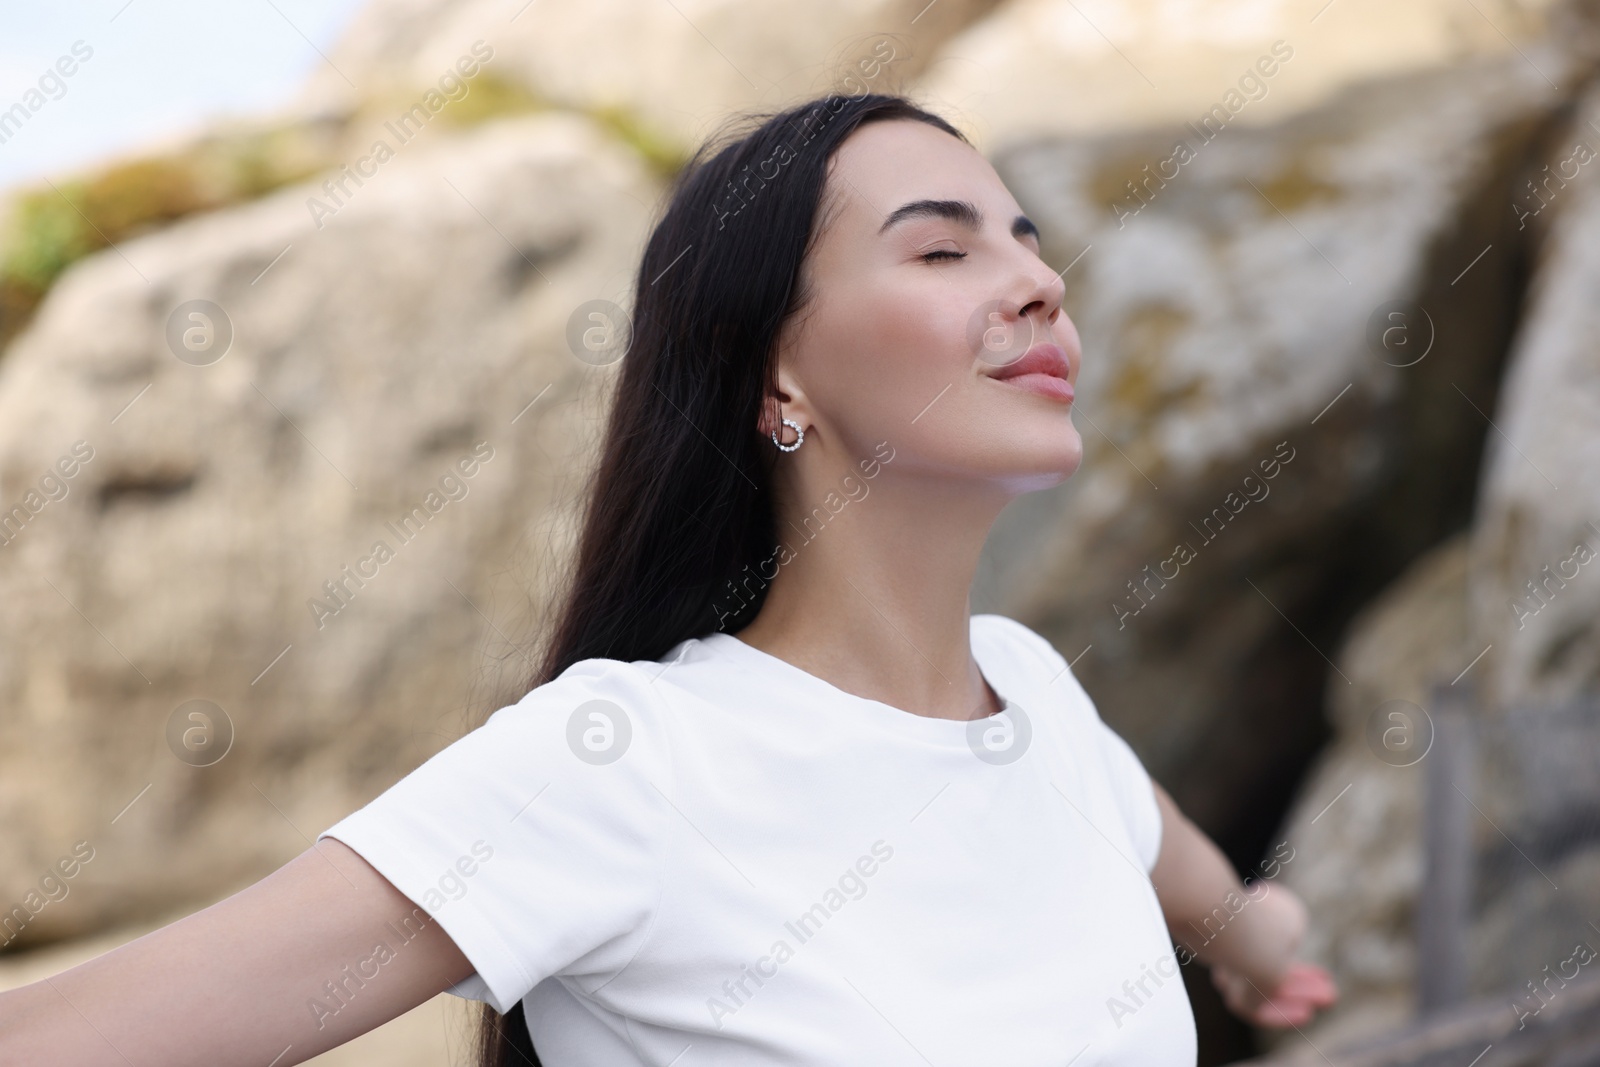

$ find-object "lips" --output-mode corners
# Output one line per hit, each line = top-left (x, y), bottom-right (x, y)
(985, 343), (1074, 402)
(989, 343), (1071, 381)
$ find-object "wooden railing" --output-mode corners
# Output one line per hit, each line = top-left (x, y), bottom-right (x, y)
(1231, 686), (1600, 1066)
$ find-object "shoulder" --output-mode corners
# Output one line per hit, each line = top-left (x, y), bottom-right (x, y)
(973, 612), (1070, 676)
(488, 656), (671, 727)
(973, 613), (1104, 724)
(974, 617), (1164, 869)
(477, 656), (678, 777)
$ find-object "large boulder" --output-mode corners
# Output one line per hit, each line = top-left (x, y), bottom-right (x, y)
(0, 112), (660, 943)
(1460, 75), (1600, 1001)
(1271, 77), (1600, 1046)
(1467, 82), (1600, 712)
(918, 0), (1568, 152)
(287, 0), (1006, 153)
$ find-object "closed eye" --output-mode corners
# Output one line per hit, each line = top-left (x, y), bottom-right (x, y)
(921, 249), (967, 263)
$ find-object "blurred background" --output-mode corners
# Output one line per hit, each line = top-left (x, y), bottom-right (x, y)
(2, 1), (1598, 1064)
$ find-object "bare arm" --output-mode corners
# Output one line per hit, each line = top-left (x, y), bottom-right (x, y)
(0, 838), (475, 1066)
(1147, 782), (1337, 1026)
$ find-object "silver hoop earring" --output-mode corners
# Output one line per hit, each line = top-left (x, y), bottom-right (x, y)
(771, 417), (804, 452)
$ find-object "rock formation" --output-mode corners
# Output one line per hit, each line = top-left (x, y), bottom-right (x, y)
(0, 113), (659, 942)
(1272, 75), (1600, 1048)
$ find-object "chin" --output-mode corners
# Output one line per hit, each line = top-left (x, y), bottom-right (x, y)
(913, 418), (1082, 490)
(994, 439), (1083, 493)
(1005, 464), (1079, 494)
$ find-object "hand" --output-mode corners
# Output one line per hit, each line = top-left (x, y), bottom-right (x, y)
(1205, 884), (1338, 1028)
(1211, 959), (1339, 1028)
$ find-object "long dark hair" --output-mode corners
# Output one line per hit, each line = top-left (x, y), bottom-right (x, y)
(475, 91), (968, 1066)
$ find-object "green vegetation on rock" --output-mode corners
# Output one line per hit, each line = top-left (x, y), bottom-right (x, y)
(0, 80), (686, 356)
(0, 121), (334, 352)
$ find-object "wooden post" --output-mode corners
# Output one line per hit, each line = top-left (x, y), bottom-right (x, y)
(1416, 680), (1475, 1015)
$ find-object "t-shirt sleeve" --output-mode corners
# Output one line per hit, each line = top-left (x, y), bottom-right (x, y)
(315, 658), (676, 1015)
(982, 613), (1165, 874)
(1084, 711), (1164, 874)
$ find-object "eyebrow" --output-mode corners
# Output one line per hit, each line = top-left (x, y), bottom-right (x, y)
(877, 198), (1040, 241)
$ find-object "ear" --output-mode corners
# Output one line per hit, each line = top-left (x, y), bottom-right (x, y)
(756, 394), (784, 439)
(756, 363), (811, 441)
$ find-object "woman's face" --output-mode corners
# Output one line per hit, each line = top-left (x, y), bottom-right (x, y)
(766, 117), (1082, 494)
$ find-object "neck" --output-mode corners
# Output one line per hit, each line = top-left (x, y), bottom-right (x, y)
(733, 455), (1013, 722)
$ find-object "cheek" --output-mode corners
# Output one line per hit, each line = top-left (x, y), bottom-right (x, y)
(804, 281), (968, 425)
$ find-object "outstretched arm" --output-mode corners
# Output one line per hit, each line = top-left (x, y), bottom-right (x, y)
(0, 838), (475, 1066)
(1147, 782), (1338, 1028)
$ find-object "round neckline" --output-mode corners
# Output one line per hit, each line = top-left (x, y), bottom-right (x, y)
(698, 616), (1015, 742)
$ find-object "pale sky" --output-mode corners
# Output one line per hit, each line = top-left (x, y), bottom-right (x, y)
(0, 0), (367, 194)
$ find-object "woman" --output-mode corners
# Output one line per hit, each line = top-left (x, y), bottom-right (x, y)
(0, 92), (1335, 1066)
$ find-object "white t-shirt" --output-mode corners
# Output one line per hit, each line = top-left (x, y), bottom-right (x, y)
(316, 613), (1197, 1065)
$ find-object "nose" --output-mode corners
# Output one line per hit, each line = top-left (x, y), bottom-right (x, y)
(1016, 258), (1065, 329)
(993, 253), (1066, 351)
